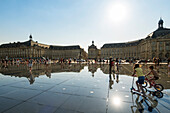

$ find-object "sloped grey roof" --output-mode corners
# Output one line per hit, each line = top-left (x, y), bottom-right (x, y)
(146, 27), (170, 39)
(0, 40), (31, 48)
(49, 45), (81, 50)
(88, 44), (97, 49)
(101, 40), (141, 48)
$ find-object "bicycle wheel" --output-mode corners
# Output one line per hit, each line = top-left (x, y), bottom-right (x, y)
(143, 87), (147, 93)
(155, 91), (163, 98)
(154, 84), (164, 91)
(142, 80), (148, 88)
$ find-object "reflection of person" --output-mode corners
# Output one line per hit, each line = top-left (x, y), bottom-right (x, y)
(145, 66), (159, 88)
(28, 58), (33, 71)
(131, 93), (158, 113)
(131, 95), (144, 113)
(92, 72), (94, 77)
(28, 71), (35, 84)
(112, 72), (115, 79)
(147, 94), (158, 108)
(109, 74), (114, 89)
(153, 57), (157, 68)
(116, 73), (119, 83)
(45, 64), (51, 78)
(116, 62), (119, 73)
(132, 64), (145, 96)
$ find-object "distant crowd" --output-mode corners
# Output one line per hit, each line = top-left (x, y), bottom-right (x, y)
(1, 57), (170, 67)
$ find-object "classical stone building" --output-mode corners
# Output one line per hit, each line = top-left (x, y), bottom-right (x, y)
(0, 35), (87, 60)
(88, 41), (100, 60)
(101, 18), (170, 60)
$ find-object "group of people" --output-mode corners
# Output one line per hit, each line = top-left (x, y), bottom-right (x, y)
(132, 64), (159, 96)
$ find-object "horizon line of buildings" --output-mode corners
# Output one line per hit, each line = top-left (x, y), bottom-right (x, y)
(88, 18), (170, 60)
(0, 18), (170, 60)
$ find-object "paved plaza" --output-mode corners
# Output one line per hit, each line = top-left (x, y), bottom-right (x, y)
(0, 64), (169, 113)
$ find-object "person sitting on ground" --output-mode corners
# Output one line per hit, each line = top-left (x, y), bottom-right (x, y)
(132, 64), (145, 96)
(145, 66), (159, 88)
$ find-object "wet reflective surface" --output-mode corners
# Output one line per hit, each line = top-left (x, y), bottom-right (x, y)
(0, 64), (169, 113)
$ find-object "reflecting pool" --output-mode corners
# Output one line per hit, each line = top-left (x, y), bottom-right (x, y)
(0, 64), (169, 113)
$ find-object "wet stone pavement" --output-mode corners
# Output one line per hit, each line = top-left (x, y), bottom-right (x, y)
(0, 64), (169, 113)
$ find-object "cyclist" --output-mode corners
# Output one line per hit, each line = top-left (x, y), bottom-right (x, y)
(145, 66), (159, 88)
(132, 64), (145, 96)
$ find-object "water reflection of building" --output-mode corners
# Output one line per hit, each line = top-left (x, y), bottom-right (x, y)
(0, 35), (87, 60)
(101, 18), (170, 60)
(0, 64), (86, 79)
(88, 64), (100, 77)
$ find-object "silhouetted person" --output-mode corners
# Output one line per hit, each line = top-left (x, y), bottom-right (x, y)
(28, 71), (35, 84)
(168, 58), (170, 65)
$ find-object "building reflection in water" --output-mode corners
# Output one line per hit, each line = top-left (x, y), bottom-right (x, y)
(88, 64), (100, 77)
(0, 63), (86, 84)
(0, 63), (169, 89)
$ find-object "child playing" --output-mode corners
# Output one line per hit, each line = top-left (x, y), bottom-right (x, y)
(132, 64), (145, 95)
(145, 66), (159, 88)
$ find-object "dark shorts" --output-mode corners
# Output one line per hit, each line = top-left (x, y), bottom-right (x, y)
(154, 76), (159, 80)
(137, 76), (145, 84)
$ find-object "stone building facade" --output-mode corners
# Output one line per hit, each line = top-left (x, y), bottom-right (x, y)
(88, 41), (100, 60)
(101, 18), (170, 60)
(0, 35), (87, 60)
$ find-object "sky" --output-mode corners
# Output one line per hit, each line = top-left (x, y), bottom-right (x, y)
(0, 0), (170, 52)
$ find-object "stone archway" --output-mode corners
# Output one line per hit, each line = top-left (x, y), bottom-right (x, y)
(159, 53), (163, 59)
(152, 53), (156, 59)
(165, 53), (169, 58)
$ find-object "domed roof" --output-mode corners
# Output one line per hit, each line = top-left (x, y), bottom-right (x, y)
(158, 18), (164, 24)
(88, 41), (97, 49)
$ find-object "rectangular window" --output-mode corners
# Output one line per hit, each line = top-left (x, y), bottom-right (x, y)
(166, 46), (170, 51)
(159, 46), (163, 51)
(152, 42), (156, 46)
(159, 42), (163, 45)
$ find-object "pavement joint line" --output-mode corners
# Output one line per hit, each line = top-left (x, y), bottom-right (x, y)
(105, 83), (110, 113)
(2, 77), (75, 113)
(48, 90), (108, 100)
(1, 98), (26, 113)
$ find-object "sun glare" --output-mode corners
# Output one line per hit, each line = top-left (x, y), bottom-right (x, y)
(112, 97), (121, 106)
(107, 2), (128, 23)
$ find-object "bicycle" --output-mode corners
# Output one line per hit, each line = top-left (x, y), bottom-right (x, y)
(142, 76), (164, 91)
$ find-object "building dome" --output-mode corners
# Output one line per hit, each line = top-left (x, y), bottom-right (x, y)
(158, 18), (164, 24)
(29, 34), (33, 40)
(158, 18), (164, 28)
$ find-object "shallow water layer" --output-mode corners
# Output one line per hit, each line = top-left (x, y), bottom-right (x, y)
(0, 64), (169, 113)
